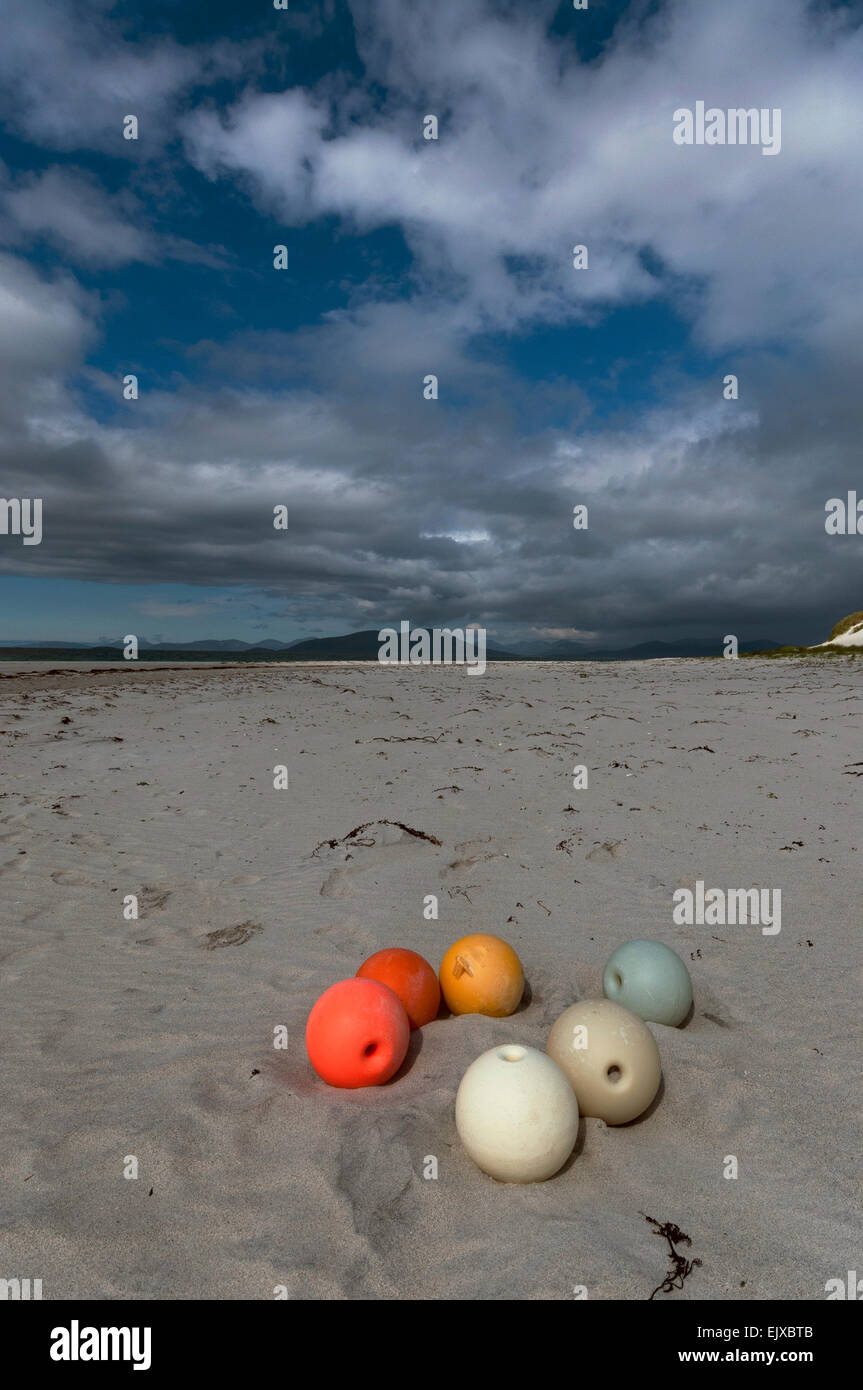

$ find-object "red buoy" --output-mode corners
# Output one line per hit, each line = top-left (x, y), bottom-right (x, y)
(305, 977), (410, 1088)
(356, 947), (440, 1029)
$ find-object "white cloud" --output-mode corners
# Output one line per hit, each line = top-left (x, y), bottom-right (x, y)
(0, 162), (234, 270)
(0, 0), (255, 153)
(0, 165), (156, 266)
(184, 90), (328, 211)
(181, 0), (863, 352)
(0, 250), (97, 404)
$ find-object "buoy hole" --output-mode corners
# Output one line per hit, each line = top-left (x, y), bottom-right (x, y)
(612, 971), (623, 989)
(500, 1046), (525, 1063)
(607, 1064), (622, 1083)
(364, 1043), (378, 1057)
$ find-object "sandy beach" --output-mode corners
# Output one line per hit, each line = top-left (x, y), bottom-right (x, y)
(1, 657), (860, 1300)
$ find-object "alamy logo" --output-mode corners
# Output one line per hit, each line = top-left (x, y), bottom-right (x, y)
(672, 881), (781, 935)
(673, 102), (781, 156)
(0, 497), (42, 545)
(50, 1321), (152, 1371)
(0, 1277), (42, 1299)
(825, 493), (863, 535)
(825, 1271), (862, 1299)
(378, 621), (487, 675)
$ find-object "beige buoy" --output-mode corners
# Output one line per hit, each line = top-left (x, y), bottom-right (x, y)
(455, 1044), (579, 1182)
(546, 998), (661, 1124)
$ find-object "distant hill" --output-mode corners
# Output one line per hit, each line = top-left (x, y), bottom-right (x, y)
(0, 637), (300, 651)
(0, 647), (154, 662)
(0, 631), (782, 663)
(283, 629), (394, 659)
(279, 629), (521, 660)
(0, 629), (521, 663)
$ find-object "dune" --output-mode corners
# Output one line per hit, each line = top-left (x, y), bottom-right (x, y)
(811, 611), (863, 649)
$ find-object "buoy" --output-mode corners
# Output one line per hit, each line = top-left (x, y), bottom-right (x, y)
(455, 1044), (579, 1182)
(305, 977), (410, 1088)
(439, 933), (524, 1017)
(546, 998), (661, 1124)
(603, 939), (692, 1027)
(356, 947), (440, 1029)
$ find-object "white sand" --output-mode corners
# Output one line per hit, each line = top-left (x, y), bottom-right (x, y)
(0, 657), (860, 1300)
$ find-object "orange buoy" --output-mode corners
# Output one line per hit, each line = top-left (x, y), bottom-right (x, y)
(305, 978), (410, 1088)
(439, 933), (524, 1017)
(356, 948), (440, 1029)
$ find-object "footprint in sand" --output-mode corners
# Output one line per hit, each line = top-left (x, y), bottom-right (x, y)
(202, 921), (263, 949)
(139, 886), (172, 914)
(320, 865), (370, 898)
(0, 855), (30, 876)
(586, 840), (626, 863)
(0, 826), (31, 843)
(447, 835), (509, 871)
(51, 869), (95, 886)
(314, 921), (379, 955)
(193, 1063), (274, 1113)
(69, 831), (110, 851)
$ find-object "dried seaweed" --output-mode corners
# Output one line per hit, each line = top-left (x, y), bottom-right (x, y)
(312, 819), (442, 857)
(642, 1214), (702, 1299)
(369, 733), (445, 743)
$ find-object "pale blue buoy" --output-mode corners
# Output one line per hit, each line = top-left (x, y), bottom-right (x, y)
(603, 939), (692, 1027)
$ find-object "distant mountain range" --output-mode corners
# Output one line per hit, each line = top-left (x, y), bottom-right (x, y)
(0, 637), (305, 651)
(0, 631), (781, 662)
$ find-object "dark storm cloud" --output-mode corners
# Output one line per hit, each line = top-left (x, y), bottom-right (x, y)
(1, 0), (862, 645)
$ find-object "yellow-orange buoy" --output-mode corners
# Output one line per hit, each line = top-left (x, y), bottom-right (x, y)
(439, 933), (524, 1017)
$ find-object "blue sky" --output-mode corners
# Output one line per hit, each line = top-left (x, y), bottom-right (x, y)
(0, 0), (861, 647)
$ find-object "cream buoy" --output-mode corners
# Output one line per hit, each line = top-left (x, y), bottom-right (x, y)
(455, 1044), (579, 1183)
(546, 998), (661, 1125)
(603, 939), (692, 1027)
